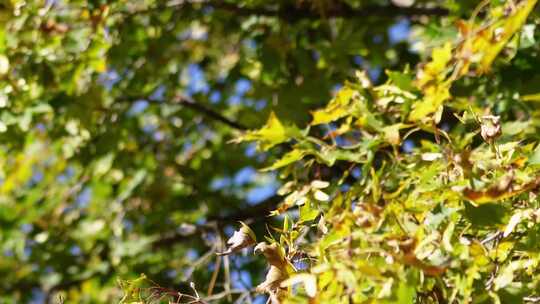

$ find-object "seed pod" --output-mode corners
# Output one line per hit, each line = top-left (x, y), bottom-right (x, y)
(480, 115), (501, 142)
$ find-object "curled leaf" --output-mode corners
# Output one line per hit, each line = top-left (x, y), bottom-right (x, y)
(311, 180), (329, 189)
(318, 215), (328, 235)
(392, 0), (415, 7)
(255, 242), (292, 302)
(0, 55), (9, 75)
(421, 152), (442, 161)
(217, 222), (256, 256)
(313, 190), (330, 202)
(256, 267), (288, 304)
(256, 265), (288, 293)
(503, 211), (523, 238)
(254, 242), (287, 269)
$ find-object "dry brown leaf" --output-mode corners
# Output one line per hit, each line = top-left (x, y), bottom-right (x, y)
(217, 222), (256, 256)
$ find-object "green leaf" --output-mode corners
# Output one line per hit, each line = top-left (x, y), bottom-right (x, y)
(522, 93), (540, 102)
(502, 120), (530, 135)
(262, 149), (305, 171)
(529, 144), (540, 165)
(117, 170), (147, 202)
(299, 202), (319, 223)
(315, 147), (367, 166)
(396, 281), (416, 304)
(409, 83), (450, 122)
(386, 69), (415, 92)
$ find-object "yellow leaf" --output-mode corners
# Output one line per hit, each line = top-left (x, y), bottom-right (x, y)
(0, 54), (9, 75)
(409, 83), (450, 121)
(411, 41), (453, 121)
(522, 93), (540, 102)
(417, 42), (452, 89)
(382, 124), (402, 145)
(311, 87), (355, 125)
(280, 273), (317, 298)
(479, 0), (538, 73)
(236, 112), (298, 150)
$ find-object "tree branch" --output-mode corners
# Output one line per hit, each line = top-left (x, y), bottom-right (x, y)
(124, 95), (247, 131)
(172, 95), (247, 130)
(152, 194), (282, 249)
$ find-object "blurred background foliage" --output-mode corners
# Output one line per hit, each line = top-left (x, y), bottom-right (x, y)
(0, 0), (539, 303)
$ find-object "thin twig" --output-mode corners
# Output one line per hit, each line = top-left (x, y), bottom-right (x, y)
(223, 251), (233, 302)
(123, 94), (247, 131)
(203, 289), (248, 301)
(207, 255), (222, 296)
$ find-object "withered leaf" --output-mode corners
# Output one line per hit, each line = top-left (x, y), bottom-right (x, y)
(254, 242), (288, 269)
(256, 265), (288, 293)
(217, 222), (256, 256)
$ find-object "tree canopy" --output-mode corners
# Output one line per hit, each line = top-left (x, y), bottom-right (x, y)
(2, 0), (540, 303)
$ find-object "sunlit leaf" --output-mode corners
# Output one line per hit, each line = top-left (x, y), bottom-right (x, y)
(262, 149), (305, 171)
(237, 112), (301, 150)
(311, 87), (356, 125)
(479, 0), (538, 73)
